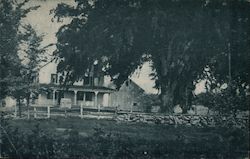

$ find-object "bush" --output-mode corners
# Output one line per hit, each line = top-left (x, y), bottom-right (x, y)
(194, 86), (248, 115)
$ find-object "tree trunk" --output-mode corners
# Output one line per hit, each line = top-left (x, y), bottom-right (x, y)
(0, 111), (2, 158)
(183, 85), (193, 113)
(159, 53), (174, 113)
(18, 98), (21, 118)
(160, 85), (174, 113)
(26, 94), (30, 119)
(159, 37), (176, 113)
(0, 98), (2, 107)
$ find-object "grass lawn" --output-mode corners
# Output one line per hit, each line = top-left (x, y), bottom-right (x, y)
(3, 117), (249, 159)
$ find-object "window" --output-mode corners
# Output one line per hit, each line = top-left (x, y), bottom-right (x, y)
(77, 92), (84, 100)
(84, 76), (94, 86)
(47, 91), (59, 99)
(51, 74), (58, 84)
(125, 81), (129, 86)
(47, 92), (53, 99)
(93, 63), (99, 75)
(85, 92), (93, 101)
(59, 91), (64, 98)
(94, 77), (99, 86)
(84, 76), (90, 85)
(133, 102), (138, 106)
(55, 92), (58, 99)
(90, 77), (94, 85)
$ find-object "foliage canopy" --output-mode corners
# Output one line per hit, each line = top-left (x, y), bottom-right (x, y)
(53, 0), (250, 112)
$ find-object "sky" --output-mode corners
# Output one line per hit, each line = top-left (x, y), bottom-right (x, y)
(23, 0), (205, 95)
(23, 0), (73, 55)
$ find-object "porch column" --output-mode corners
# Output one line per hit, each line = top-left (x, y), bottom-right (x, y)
(94, 91), (99, 112)
(74, 90), (78, 106)
(83, 92), (86, 103)
(108, 93), (111, 106)
(80, 102), (83, 118)
(34, 107), (37, 118)
(52, 90), (56, 105)
(38, 94), (42, 105)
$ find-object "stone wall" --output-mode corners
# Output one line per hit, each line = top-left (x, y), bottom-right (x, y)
(115, 113), (249, 129)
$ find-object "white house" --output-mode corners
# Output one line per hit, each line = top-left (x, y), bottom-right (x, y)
(34, 61), (115, 111)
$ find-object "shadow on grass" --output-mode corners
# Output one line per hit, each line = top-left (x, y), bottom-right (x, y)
(1, 117), (249, 158)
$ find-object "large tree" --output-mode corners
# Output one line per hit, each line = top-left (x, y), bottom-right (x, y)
(0, 1), (40, 157)
(53, 0), (250, 112)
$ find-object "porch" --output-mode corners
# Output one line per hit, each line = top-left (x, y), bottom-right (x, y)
(36, 84), (115, 112)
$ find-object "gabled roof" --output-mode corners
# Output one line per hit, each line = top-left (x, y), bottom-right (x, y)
(127, 79), (145, 93)
(39, 83), (115, 93)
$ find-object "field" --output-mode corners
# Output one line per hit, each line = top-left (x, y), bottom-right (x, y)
(2, 117), (249, 159)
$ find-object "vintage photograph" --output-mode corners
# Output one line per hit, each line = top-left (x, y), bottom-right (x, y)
(0, 0), (249, 158)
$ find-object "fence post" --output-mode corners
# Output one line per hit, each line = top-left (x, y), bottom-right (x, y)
(80, 103), (83, 118)
(47, 106), (50, 118)
(34, 107), (37, 118)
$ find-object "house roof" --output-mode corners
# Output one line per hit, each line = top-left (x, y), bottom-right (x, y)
(39, 83), (115, 93)
(128, 79), (145, 93)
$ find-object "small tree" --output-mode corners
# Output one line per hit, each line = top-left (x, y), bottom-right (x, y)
(15, 24), (49, 118)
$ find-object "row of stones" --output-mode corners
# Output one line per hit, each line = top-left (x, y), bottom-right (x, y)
(115, 113), (249, 129)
